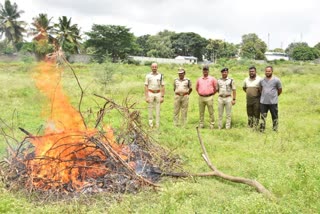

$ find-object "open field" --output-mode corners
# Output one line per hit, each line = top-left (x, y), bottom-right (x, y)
(0, 61), (319, 213)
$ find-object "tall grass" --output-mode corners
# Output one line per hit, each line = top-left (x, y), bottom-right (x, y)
(0, 61), (319, 213)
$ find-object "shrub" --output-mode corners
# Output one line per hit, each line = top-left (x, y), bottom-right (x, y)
(94, 62), (117, 89)
(143, 61), (153, 66)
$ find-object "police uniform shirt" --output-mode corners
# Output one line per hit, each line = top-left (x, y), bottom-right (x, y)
(217, 77), (236, 96)
(145, 73), (165, 90)
(174, 78), (191, 94)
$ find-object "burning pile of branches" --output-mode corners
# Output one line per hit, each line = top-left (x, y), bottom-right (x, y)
(0, 61), (181, 196)
(0, 117), (178, 195)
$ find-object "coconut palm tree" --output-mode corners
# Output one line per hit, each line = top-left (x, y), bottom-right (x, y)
(29, 13), (54, 41)
(28, 14), (56, 60)
(53, 16), (81, 53)
(0, 0), (26, 48)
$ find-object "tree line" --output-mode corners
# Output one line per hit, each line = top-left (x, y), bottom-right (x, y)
(1, 0), (320, 62)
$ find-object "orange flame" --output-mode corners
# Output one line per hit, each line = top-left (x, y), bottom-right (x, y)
(33, 62), (85, 133)
(27, 62), (128, 191)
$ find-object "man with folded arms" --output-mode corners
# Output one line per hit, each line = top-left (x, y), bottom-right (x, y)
(144, 63), (165, 129)
(196, 65), (217, 129)
(243, 66), (262, 129)
(217, 67), (236, 129)
(173, 68), (192, 126)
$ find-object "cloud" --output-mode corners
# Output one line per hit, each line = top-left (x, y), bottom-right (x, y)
(10, 0), (320, 48)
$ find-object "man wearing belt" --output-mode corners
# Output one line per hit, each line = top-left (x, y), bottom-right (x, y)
(217, 67), (236, 129)
(144, 63), (165, 128)
(173, 68), (192, 126)
(243, 66), (262, 129)
(196, 65), (217, 129)
(260, 66), (282, 132)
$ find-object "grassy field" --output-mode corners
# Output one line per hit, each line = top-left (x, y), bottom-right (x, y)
(0, 60), (319, 213)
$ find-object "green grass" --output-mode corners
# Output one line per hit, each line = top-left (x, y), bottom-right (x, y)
(0, 61), (319, 213)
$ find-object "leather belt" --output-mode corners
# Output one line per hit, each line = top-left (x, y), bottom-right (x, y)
(175, 92), (189, 96)
(200, 93), (214, 97)
(148, 89), (160, 93)
(219, 94), (231, 97)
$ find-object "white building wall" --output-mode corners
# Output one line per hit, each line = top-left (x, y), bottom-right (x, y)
(129, 56), (197, 64)
(265, 52), (289, 61)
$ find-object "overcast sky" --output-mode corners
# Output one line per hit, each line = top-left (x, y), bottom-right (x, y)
(11, 0), (320, 49)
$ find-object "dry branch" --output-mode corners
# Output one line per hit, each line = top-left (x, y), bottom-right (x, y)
(60, 54), (87, 129)
(195, 127), (272, 197)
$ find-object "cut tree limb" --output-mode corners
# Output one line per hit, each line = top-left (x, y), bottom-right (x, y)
(196, 127), (272, 197)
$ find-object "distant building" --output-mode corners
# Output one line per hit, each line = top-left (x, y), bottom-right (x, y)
(174, 56), (198, 64)
(128, 55), (198, 64)
(265, 52), (289, 61)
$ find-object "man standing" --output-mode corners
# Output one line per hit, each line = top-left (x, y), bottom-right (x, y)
(144, 63), (165, 128)
(173, 68), (192, 126)
(217, 67), (236, 129)
(243, 66), (262, 128)
(196, 65), (217, 129)
(260, 66), (282, 132)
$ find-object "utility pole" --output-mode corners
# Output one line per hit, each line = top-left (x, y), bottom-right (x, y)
(267, 33), (270, 51)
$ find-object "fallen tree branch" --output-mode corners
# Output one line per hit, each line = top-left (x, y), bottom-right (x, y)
(196, 127), (272, 197)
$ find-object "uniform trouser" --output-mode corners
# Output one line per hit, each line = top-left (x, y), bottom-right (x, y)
(260, 103), (278, 131)
(198, 95), (214, 127)
(174, 94), (189, 126)
(148, 92), (161, 128)
(218, 96), (233, 129)
(247, 97), (260, 128)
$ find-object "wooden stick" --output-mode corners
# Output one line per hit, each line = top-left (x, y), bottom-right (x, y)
(61, 55), (87, 129)
(196, 127), (272, 197)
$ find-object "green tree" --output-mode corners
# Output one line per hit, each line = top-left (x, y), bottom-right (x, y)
(291, 44), (320, 61)
(314, 42), (320, 51)
(0, 0), (26, 49)
(285, 42), (308, 57)
(19, 41), (34, 53)
(171, 32), (207, 61)
(29, 13), (54, 41)
(205, 39), (238, 62)
(29, 13), (54, 60)
(85, 24), (137, 63)
(53, 16), (81, 54)
(206, 39), (224, 62)
(240, 33), (267, 60)
(272, 48), (285, 53)
(135, 34), (150, 56)
(146, 30), (175, 58)
(0, 39), (14, 53)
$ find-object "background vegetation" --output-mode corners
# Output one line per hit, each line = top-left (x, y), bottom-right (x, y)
(0, 60), (319, 213)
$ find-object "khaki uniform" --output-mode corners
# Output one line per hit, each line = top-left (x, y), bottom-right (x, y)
(217, 77), (236, 129)
(145, 73), (164, 128)
(243, 76), (262, 128)
(173, 78), (191, 126)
